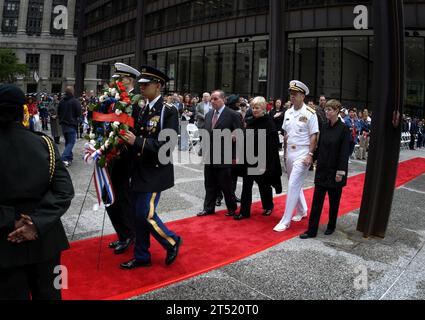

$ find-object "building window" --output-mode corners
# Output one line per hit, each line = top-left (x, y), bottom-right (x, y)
(26, 53), (40, 84)
(204, 46), (219, 93)
(190, 48), (204, 96)
(342, 37), (369, 108)
(235, 42), (253, 96)
(26, 0), (44, 36)
(252, 41), (268, 97)
(50, 54), (64, 78)
(2, 0), (20, 33)
(293, 38), (317, 99)
(317, 37), (341, 101)
(145, 0), (269, 34)
(166, 51), (177, 92)
(219, 44), (235, 93)
(51, 0), (68, 36)
(177, 49), (190, 93)
(405, 37), (425, 118)
(26, 53), (40, 74)
(52, 83), (62, 94)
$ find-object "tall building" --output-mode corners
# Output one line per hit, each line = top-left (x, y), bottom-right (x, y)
(78, 0), (425, 117)
(0, 0), (80, 93)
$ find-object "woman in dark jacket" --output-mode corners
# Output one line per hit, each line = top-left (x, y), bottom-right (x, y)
(234, 96), (282, 220)
(269, 99), (285, 133)
(300, 99), (350, 238)
(0, 85), (74, 300)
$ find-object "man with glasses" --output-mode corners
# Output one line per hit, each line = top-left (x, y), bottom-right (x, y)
(273, 80), (319, 232)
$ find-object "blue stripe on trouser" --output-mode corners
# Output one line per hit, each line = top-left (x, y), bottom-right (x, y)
(133, 192), (178, 262)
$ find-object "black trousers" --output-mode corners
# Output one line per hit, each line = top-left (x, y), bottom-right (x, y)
(105, 163), (135, 242)
(204, 166), (237, 213)
(239, 174), (273, 217)
(409, 134), (416, 150)
(306, 185), (343, 237)
(0, 254), (62, 300)
(216, 170), (238, 201)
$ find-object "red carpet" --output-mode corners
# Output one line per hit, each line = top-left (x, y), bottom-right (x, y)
(62, 157), (425, 300)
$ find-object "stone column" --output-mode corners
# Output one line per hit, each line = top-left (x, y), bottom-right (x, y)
(41, 0), (53, 36)
(0, 0), (6, 30)
(65, 0), (76, 37)
(39, 52), (51, 93)
(84, 63), (98, 93)
(17, 0), (29, 35)
(64, 52), (75, 82)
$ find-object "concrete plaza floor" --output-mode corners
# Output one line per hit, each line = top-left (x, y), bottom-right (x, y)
(60, 137), (425, 300)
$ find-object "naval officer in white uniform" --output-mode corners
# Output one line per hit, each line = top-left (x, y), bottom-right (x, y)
(274, 80), (319, 232)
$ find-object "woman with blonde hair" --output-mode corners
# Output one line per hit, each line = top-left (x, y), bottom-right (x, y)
(235, 96), (282, 220)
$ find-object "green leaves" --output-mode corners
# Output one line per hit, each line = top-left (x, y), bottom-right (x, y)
(0, 49), (28, 83)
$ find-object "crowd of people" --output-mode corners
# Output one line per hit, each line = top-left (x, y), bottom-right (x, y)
(2, 59), (425, 300)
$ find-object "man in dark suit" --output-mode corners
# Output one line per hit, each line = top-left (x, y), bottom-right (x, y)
(0, 84), (74, 300)
(408, 117), (418, 150)
(121, 66), (182, 269)
(105, 63), (140, 254)
(197, 90), (243, 217)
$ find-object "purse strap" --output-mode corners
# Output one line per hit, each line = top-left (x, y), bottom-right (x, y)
(41, 136), (55, 183)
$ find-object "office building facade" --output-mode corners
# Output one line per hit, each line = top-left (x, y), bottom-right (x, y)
(78, 0), (425, 116)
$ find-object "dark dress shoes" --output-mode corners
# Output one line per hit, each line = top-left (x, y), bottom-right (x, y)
(120, 258), (152, 270)
(262, 209), (273, 216)
(234, 214), (249, 220)
(109, 240), (120, 249)
(225, 211), (236, 217)
(114, 238), (134, 255)
(166, 236), (183, 266)
(324, 229), (335, 236)
(197, 210), (214, 217)
(300, 232), (316, 239)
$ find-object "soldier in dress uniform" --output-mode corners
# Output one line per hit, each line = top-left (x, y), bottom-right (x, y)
(120, 66), (182, 269)
(106, 63), (140, 254)
(0, 85), (74, 299)
(273, 80), (319, 232)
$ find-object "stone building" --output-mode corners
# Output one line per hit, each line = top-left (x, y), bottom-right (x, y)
(0, 0), (91, 94)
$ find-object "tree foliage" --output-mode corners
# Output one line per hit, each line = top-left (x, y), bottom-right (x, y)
(0, 48), (28, 83)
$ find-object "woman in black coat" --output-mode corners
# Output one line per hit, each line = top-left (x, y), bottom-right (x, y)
(234, 97), (283, 220)
(300, 99), (350, 238)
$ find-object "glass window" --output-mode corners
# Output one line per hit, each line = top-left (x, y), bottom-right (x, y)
(341, 36), (368, 108)
(50, 54), (64, 78)
(368, 37), (374, 109)
(288, 39), (295, 81)
(177, 49), (190, 93)
(252, 40), (268, 97)
(190, 48), (204, 96)
(294, 38), (317, 99)
(156, 52), (166, 74)
(205, 46), (219, 92)
(235, 42), (253, 96)
(317, 37), (341, 100)
(405, 37), (425, 117)
(166, 51), (177, 92)
(2, 0), (20, 33)
(219, 44), (235, 93)
(26, 0), (44, 36)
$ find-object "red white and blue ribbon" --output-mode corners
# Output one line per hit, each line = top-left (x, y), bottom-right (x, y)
(83, 143), (115, 207)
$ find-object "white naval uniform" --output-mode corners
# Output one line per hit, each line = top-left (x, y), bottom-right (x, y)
(277, 104), (319, 228)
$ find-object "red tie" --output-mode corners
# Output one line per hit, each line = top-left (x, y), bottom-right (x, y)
(212, 111), (219, 128)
